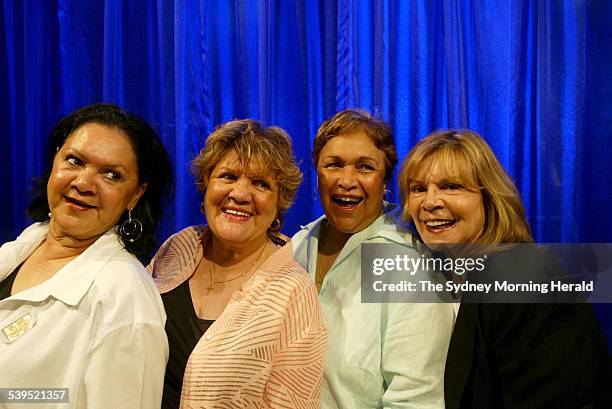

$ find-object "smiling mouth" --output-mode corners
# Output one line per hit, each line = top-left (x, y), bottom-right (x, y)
(65, 196), (96, 209)
(331, 195), (363, 209)
(424, 220), (456, 230)
(223, 208), (252, 219)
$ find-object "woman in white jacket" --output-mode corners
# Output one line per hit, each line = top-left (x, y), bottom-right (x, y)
(0, 103), (172, 408)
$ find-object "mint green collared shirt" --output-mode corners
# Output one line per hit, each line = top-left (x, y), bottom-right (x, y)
(292, 208), (454, 409)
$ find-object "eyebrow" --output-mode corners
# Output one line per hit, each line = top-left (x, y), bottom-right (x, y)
(215, 166), (273, 180)
(410, 177), (456, 185)
(215, 166), (237, 172)
(321, 155), (379, 163)
(64, 148), (128, 172)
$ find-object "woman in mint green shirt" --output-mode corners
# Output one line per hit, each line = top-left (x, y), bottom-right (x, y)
(292, 109), (454, 409)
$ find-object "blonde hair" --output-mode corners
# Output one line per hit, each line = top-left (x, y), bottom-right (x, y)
(192, 119), (302, 226)
(313, 109), (397, 182)
(399, 130), (533, 244)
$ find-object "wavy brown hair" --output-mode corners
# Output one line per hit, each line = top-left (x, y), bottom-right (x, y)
(399, 129), (533, 244)
(192, 119), (302, 228)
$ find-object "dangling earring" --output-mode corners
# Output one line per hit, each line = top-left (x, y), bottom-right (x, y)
(383, 188), (393, 205)
(200, 202), (205, 214)
(119, 209), (143, 243)
(270, 218), (281, 231)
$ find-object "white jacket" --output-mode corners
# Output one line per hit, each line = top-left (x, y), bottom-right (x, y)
(0, 223), (168, 409)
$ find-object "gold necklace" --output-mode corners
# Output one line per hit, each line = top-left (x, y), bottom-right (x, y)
(206, 239), (268, 291)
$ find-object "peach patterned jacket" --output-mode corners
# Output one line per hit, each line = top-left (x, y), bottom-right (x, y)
(149, 226), (327, 409)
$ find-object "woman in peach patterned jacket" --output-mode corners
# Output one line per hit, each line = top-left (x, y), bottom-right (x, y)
(148, 119), (327, 409)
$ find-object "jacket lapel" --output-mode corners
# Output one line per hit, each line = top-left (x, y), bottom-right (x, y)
(445, 303), (477, 409)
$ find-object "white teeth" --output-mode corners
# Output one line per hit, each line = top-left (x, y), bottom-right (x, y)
(224, 209), (250, 217)
(334, 196), (361, 203)
(425, 220), (454, 227)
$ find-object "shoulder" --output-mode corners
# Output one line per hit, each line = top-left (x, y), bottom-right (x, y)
(154, 225), (206, 260)
(257, 244), (319, 309)
(148, 225), (206, 292)
(1, 223), (47, 251)
(264, 244), (314, 291)
(291, 216), (324, 244)
(362, 206), (414, 246)
(90, 247), (165, 330)
(13, 222), (48, 240)
(0, 223), (48, 279)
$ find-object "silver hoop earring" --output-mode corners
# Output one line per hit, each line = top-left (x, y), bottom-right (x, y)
(384, 189), (393, 204)
(200, 202), (205, 214)
(270, 218), (281, 231)
(119, 209), (143, 243)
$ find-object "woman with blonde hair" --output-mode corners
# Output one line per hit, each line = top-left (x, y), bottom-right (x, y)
(399, 129), (611, 409)
(149, 119), (327, 408)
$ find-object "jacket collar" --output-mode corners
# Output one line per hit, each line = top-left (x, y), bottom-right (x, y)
(299, 203), (410, 245)
(1, 223), (125, 306)
(297, 203), (412, 277)
(153, 225), (291, 294)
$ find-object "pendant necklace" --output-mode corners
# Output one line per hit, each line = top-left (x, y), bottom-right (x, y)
(206, 239), (268, 291)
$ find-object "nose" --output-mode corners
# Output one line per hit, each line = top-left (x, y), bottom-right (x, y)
(71, 168), (97, 195)
(337, 166), (358, 190)
(422, 186), (443, 211)
(227, 177), (252, 203)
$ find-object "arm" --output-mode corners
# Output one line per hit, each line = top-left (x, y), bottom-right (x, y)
(81, 323), (169, 409)
(265, 277), (328, 408)
(381, 302), (454, 409)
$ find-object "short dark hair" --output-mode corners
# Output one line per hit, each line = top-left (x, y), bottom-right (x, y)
(312, 109), (398, 183)
(28, 103), (174, 260)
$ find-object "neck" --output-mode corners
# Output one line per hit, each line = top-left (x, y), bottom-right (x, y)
(208, 234), (272, 268)
(319, 220), (352, 255)
(44, 223), (99, 260)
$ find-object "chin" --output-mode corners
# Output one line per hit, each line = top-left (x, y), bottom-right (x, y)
(215, 230), (249, 244)
(328, 219), (361, 234)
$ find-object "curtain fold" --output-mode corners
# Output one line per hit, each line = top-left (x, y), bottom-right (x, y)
(2, 0), (610, 241)
(1, 1), (610, 281)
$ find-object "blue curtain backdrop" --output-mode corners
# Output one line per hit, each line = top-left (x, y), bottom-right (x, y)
(2, 1), (612, 337)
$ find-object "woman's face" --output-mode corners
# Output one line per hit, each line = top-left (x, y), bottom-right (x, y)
(204, 149), (279, 249)
(407, 158), (485, 244)
(317, 131), (387, 234)
(47, 123), (146, 241)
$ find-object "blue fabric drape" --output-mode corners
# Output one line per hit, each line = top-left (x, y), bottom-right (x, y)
(2, 1), (611, 336)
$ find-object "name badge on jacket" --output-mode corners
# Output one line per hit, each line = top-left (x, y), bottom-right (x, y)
(2, 313), (36, 344)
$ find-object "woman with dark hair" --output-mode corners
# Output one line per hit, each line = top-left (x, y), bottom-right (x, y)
(0, 103), (172, 408)
(148, 119), (326, 408)
(399, 129), (611, 409)
(292, 109), (454, 408)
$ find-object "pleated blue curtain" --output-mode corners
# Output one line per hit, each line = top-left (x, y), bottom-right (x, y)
(1, 0), (611, 331)
(3, 0), (609, 243)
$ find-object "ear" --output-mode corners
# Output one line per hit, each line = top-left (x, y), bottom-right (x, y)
(127, 182), (148, 211)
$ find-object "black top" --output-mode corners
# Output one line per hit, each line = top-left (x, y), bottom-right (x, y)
(161, 280), (214, 409)
(444, 246), (612, 409)
(0, 264), (21, 301)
